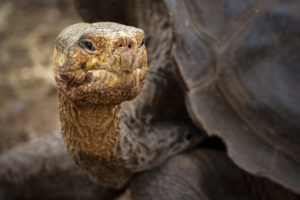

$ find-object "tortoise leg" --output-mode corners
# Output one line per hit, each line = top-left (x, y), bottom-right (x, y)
(130, 148), (300, 200)
(0, 132), (121, 200)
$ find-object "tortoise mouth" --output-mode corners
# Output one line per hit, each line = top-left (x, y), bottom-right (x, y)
(57, 67), (142, 86)
(83, 55), (142, 73)
(61, 59), (143, 74)
(83, 68), (144, 88)
(84, 66), (143, 74)
(56, 64), (147, 105)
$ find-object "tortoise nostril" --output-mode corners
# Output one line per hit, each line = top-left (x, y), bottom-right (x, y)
(115, 38), (134, 50)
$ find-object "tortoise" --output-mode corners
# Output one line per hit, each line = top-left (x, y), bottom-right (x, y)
(0, 0), (299, 199)
(72, 0), (300, 194)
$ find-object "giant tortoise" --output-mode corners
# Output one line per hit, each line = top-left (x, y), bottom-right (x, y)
(0, 0), (299, 199)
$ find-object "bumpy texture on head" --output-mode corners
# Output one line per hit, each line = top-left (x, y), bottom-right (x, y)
(54, 22), (148, 105)
(53, 23), (148, 188)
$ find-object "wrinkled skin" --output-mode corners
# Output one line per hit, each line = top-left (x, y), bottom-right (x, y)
(54, 22), (202, 189)
(54, 22), (147, 188)
(0, 133), (120, 200)
(54, 22), (147, 105)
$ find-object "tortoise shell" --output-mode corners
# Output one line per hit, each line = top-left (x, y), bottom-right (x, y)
(73, 0), (300, 193)
(164, 0), (300, 193)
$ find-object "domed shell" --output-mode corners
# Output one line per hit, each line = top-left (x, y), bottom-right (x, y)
(165, 0), (300, 193)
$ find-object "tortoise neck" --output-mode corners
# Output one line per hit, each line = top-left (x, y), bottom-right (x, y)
(58, 91), (121, 162)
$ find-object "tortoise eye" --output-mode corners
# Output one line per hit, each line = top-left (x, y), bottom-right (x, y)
(79, 40), (95, 51)
(84, 41), (95, 51)
(139, 38), (145, 48)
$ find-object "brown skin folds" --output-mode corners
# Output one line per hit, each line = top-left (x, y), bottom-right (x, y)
(54, 22), (202, 189)
(54, 22), (147, 188)
(54, 22), (147, 105)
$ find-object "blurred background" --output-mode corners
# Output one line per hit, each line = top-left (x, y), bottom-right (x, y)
(0, 0), (81, 153)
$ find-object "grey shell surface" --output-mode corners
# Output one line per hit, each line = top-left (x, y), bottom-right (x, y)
(165, 0), (300, 193)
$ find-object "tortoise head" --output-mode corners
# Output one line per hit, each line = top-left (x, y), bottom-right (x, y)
(53, 22), (148, 105)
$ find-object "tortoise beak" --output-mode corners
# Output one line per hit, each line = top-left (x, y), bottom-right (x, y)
(120, 52), (135, 73)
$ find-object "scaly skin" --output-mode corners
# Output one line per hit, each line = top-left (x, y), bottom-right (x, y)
(54, 22), (147, 189)
(54, 22), (147, 105)
(54, 22), (201, 189)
